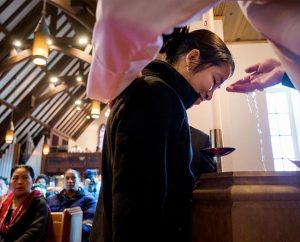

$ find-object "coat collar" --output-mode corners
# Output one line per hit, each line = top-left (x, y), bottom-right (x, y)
(142, 60), (199, 109)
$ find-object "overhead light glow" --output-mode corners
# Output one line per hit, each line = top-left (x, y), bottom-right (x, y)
(91, 100), (100, 119)
(50, 76), (58, 84)
(32, 16), (49, 66)
(78, 36), (88, 45)
(75, 99), (82, 105)
(76, 76), (82, 82)
(13, 40), (22, 47)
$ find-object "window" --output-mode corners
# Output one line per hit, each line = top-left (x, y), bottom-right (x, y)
(62, 139), (68, 146)
(266, 85), (300, 171)
(51, 134), (59, 146)
(98, 124), (106, 152)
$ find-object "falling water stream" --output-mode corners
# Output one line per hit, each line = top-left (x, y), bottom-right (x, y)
(246, 93), (267, 171)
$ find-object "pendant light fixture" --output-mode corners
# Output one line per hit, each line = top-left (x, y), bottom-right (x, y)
(43, 135), (50, 155)
(5, 114), (14, 144)
(32, 0), (50, 66)
(6, 76), (16, 144)
(91, 100), (100, 119)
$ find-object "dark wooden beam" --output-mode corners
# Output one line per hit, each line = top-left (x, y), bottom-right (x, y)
(48, 0), (95, 32)
(35, 77), (86, 106)
(50, 44), (92, 63)
(65, 113), (84, 136)
(59, 105), (80, 133)
(83, 0), (97, 12)
(55, 105), (76, 131)
(26, 114), (51, 129)
(0, 94), (35, 142)
(64, 13), (88, 36)
(0, 55), (78, 147)
(48, 86), (86, 127)
(0, 1), (11, 15)
(69, 105), (92, 136)
(0, 23), (9, 35)
(32, 86), (86, 140)
(0, 62), (41, 119)
(68, 113), (88, 136)
(72, 118), (94, 140)
(0, 2), (41, 62)
(11, 36), (93, 50)
(0, 43), (91, 74)
(49, 6), (58, 35)
(0, 98), (19, 111)
(70, 0), (84, 8)
(64, 103), (89, 135)
(0, 49), (31, 74)
(0, 58), (31, 95)
(4, 2), (33, 28)
(17, 118), (42, 146)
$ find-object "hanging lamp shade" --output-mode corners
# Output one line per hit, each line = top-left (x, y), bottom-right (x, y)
(43, 136), (50, 155)
(32, 16), (49, 66)
(91, 100), (100, 119)
(43, 143), (50, 155)
(5, 121), (14, 144)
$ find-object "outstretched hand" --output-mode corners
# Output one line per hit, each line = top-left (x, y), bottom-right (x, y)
(226, 58), (285, 93)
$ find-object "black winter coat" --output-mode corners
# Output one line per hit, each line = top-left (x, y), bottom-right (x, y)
(0, 196), (49, 242)
(90, 60), (199, 242)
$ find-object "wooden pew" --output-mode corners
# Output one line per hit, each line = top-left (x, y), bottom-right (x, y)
(51, 206), (83, 242)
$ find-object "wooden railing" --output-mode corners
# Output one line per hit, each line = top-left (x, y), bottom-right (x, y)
(42, 152), (102, 175)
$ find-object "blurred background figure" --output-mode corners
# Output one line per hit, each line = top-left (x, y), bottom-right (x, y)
(70, 145), (82, 153)
(33, 174), (50, 198)
(35, 174), (49, 187)
(47, 169), (96, 242)
(0, 165), (52, 242)
(83, 169), (99, 199)
(0, 176), (9, 199)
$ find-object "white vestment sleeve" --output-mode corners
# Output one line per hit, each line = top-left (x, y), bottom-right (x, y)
(87, 0), (221, 101)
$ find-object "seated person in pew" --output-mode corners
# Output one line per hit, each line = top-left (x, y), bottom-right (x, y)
(33, 173), (51, 198)
(189, 126), (216, 182)
(83, 169), (100, 200)
(47, 169), (97, 242)
(0, 165), (54, 242)
(0, 176), (9, 201)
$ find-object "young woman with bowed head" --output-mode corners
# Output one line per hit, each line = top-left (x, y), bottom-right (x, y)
(89, 27), (234, 242)
(0, 165), (53, 242)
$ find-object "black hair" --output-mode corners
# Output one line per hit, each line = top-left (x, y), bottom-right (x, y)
(36, 174), (49, 185)
(83, 169), (97, 179)
(160, 26), (235, 77)
(11, 164), (35, 179)
(0, 176), (8, 185)
(65, 169), (80, 179)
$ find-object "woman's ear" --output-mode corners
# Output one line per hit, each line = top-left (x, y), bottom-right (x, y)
(186, 49), (200, 64)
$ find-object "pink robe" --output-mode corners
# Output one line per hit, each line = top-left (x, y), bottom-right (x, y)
(87, 0), (300, 101)
(87, 0), (221, 101)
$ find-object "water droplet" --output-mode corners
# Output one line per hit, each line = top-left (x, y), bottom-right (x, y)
(246, 92), (266, 171)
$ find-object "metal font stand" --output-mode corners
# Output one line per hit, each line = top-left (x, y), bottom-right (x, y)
(210, 129), (223, 172)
